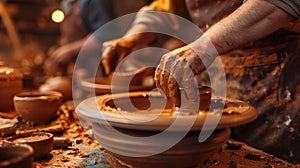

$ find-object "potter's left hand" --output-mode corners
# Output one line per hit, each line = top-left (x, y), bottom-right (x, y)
(154, 45), (215, 107)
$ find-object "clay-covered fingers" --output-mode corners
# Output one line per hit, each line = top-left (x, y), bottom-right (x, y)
(154, 59), (166, 99)
(167, 59), (183, 107)
(155, 52), (184, 107)
(186, 53), (206, 75)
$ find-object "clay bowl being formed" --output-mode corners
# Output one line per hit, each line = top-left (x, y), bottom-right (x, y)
(0, 143), (34, 168)
(177, 86), (212, 112)
(13, 91), (63, 125)
(80, 68), (155, 96)
(6, 132), (54, 160)
(76, 91), (257, 168)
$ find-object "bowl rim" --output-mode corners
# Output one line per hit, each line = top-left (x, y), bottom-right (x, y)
(6, 132), (54, 144)
(13, 91), (63, 101)
(76, 91), (258, 131)
(0, 143), (33, 167)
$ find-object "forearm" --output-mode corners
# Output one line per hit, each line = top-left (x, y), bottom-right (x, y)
(191, 0), (294, 58)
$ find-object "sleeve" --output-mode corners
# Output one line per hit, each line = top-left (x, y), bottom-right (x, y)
(149, 0), (190, 19)
(80, 0), (115, 32)
(264, 0), (300, 22)
(127, 0), (191, 36)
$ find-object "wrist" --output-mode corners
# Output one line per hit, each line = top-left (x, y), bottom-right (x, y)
(189, 36), (219, 65)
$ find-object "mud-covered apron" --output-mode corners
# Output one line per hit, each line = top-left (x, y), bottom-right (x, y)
(185, 0), (300, 163)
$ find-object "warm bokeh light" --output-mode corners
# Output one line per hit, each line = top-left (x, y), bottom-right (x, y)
(51, 9), (64, 23)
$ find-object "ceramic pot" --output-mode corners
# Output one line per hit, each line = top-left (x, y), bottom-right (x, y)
(6, 132), (54, 160)
(0, 64), (23, 112)
(177, 86), (212, 112)
(13, 91), (63, 124)
(0, 143), (33, 168)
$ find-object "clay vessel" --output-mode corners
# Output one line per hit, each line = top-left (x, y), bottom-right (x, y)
(174, 86), (212, 115)
(0, 143), (33, 168)
(6, 132), (54, 160)
(13, 91), (63, 124)
(0, 64), (23, 112)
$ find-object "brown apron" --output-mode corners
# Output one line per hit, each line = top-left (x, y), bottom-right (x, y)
(185, 0), (300, 163)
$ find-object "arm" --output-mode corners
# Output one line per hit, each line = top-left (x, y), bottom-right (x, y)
(191, 0), (295, 57)
(50, 37), (87, 65)
(101, 0), (190, 74)
(155, 0), (296, 107)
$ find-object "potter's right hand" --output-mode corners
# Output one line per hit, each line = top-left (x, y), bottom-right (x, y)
(101, 32), (156, 75)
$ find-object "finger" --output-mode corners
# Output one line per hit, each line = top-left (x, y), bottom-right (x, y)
(154, 55), (168, 98)
(167, 60), (182, 107)
(186, 55), (206, 75)
(102, 45), (117, 75)
(154, 65), (165, 98)
(160, 53), (176, 100)
(181, 64), (198, 103)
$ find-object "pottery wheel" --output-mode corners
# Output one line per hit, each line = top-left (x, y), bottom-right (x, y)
(76, 91), (258, 132)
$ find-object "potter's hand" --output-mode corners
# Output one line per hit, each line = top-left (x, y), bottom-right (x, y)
(154, 46), (215, 107)
(49, 42), (81, 65)
(102, 33), (156, 75)
(101, 38), (134, 75)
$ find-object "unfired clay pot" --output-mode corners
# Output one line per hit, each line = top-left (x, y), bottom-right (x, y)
(0, 143), (33, 168)
(13, 91), (63, 124)
(0, 64), (23, 112)
(6, 132), (54, 160)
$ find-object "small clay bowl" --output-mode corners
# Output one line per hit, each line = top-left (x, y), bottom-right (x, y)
(6, 132), (54, 160)
(13, 91), (63, 125)
(198, 86), (212, 110)
(173, 86), (212, 115)
(0, 143), (34, 168)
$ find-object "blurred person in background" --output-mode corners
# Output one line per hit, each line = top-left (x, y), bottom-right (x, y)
(46, 0), (154, 78)
(45, 0), (114, 77)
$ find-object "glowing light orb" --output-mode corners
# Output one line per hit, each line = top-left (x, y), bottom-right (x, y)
(51, 9), (64, 23)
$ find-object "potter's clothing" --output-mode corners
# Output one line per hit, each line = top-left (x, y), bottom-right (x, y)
(80, 0), (114, 32)
(60, 0), (114, 43)
(149, 0), (300, 20)
(266, 0), (300, 21)
(134, 0), (300, 163)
